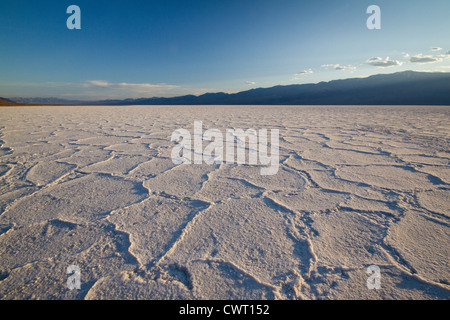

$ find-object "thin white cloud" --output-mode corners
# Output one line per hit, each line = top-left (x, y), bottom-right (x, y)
(1, 80), (213, 100)
(117, 82), (179, 90)
(85, 80), (180, 95)
(291, 69), (313, 81)
(87, 80), (110, 87)
(296, 69), (313, 75)
(321, 64), (356, 71)
(366, 56), (403, 68)
(335, 64), (356, 71)
(406, 47), (450, 64)
(245, 81), (256, 85)
(409, 54), (444, 64)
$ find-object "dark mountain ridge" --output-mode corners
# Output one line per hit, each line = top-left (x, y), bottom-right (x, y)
(8, 71), (450, 106)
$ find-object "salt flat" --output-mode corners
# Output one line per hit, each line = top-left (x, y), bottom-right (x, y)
(0, 105), (449, 300)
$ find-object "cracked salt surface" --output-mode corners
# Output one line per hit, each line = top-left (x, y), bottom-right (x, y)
(0, 105), (449, 300)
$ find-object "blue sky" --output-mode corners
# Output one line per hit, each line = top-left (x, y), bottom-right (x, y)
(1, 0), (449, 100)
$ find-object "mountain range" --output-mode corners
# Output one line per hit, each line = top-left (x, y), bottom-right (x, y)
(5, 71), (450, 106)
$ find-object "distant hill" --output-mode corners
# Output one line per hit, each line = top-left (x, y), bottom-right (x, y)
(8, 97), (85, 105)
(7, 71), (450, 106)
(0, 97), (51, 107)
(0, 97), (21, 106)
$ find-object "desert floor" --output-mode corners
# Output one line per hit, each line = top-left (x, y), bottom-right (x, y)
(0, 105), (449, 300)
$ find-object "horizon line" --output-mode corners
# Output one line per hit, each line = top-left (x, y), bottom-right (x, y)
(3, 70), (450, 103)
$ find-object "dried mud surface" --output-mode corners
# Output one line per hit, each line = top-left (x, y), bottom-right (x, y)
(0, 105), (448, 300)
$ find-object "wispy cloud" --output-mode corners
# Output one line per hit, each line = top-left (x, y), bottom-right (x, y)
(366, 56), (403, 68)
(291, 69), (313, 80)
(80, 80), (189, 98)
(402, 47), (449, 64)
(335, 65), (356, 71)
(296, 69), (313, 76)
(86, 80), (110, 87)
(0, 80), (203, 100)
(86, 80), (179, 93)
(245, 81), (256, 85)
(409, 54), (445, 64)
(322, 64), (356, 71)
